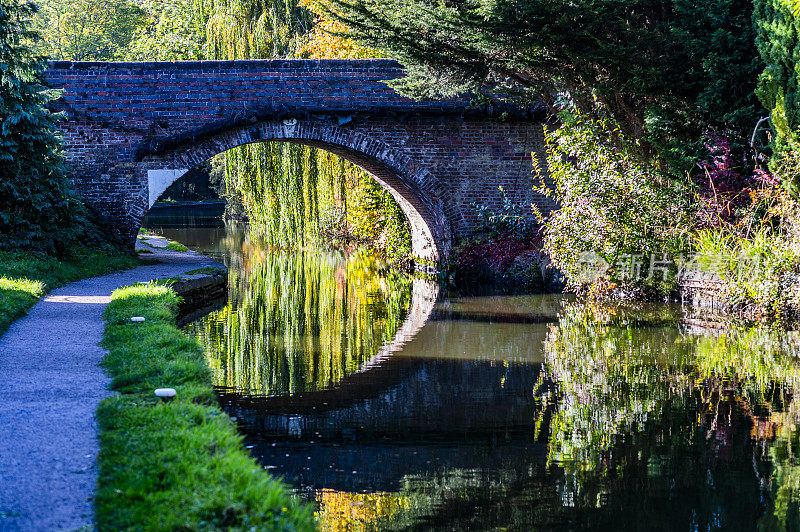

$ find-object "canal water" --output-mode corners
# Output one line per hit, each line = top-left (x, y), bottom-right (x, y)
(145, 205), (800, 530)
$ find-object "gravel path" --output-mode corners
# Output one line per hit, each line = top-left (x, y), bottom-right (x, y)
(0, 239), (223, 531)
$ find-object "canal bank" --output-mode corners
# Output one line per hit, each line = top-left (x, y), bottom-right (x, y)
(94, 262), (313, 530)
(0, 237), (223, 531)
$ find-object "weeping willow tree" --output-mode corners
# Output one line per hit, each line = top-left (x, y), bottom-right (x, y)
(198, 0), (410, 257)
(33, 0), (410, 254)
(203, 0), (307, 58)
(118, 0), (412, 255)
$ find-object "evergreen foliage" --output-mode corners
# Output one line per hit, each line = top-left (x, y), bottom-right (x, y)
(753, 0), (800, 194)
(0, 0), (91, 254)
(315, 0), (763, 174)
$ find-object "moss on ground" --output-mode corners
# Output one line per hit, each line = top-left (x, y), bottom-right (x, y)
(0, 248), (142, 337)
(96, 284), (314, 531)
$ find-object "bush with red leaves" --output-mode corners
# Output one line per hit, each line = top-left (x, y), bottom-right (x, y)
(695, 134), (766, 227)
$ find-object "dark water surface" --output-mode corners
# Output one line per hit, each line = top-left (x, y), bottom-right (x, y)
(143, 203), (228, 260)
(145, 208), (800, 531)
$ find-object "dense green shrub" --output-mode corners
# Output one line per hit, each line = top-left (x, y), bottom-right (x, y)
(754, 0), (800, 195)
(0, 0), (93, 254)
(538, 107), (689, 294)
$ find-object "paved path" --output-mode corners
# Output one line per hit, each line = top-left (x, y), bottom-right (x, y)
(0, 238), (222, 531)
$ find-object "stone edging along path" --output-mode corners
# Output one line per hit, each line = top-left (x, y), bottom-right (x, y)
(0, 237), (223, 531)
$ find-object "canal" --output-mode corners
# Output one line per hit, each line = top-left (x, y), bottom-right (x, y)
(145, 204), (800, 530)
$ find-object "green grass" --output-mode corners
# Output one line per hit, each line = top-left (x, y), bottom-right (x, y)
(0, 248), (142, 338)
(166, 241), (188, 252)
(694, 226), (799, 319)
(96, 284), (314, 531)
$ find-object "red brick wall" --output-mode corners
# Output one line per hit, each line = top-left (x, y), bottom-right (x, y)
(46, 59), (554, 263)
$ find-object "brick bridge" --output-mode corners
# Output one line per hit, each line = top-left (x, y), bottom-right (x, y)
(46, 59), (553, 263)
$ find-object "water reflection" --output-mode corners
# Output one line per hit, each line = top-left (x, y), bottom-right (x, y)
(188, 247), (413, 397)
(174, 221), (800, 530)
(143, 203), (228, 260)
(538, 303), (800, 530)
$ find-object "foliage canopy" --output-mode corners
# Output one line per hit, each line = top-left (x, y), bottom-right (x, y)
(31, 0), (145, 60)
(316, 0), (763, 173)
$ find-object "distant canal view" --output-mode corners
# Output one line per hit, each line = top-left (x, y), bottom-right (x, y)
(145, 205), (800, 530)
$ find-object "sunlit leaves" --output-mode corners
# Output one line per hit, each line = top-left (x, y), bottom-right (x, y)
(31, 0), (146, 60)
(539, 106), (689, 292)
(124, 0), (210, 60)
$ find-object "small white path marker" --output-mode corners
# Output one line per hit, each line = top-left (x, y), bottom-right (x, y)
(154, 388), (176, 402)
(131, 317), (146, 322)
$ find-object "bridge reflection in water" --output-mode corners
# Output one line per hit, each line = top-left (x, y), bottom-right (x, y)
(150, 214), (800, 529)
(186, 248), (562, 528)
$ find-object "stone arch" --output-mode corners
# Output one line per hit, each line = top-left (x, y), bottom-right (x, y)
(140, 119), (452, 263)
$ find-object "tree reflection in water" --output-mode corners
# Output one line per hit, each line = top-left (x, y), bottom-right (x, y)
(188, 241), (412, 397)
(186, 239), (800, 530)
(541, 303), (800, 530)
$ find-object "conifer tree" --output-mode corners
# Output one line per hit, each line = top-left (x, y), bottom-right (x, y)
(0, 0), (89, 253)
(314, 0), (763, 174)
(753, 0), (800, 194)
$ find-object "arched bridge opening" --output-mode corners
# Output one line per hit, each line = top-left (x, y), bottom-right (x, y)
(144, 119), (450, 262)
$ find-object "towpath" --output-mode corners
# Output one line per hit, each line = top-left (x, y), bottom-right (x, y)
(0, 238), (222, 531)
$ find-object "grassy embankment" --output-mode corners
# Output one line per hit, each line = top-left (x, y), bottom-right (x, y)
(0, 249), (142, 337)
(96, 283), (314, 530)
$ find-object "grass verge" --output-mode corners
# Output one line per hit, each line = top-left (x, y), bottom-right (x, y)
(96, 284), (314, 531)
(0, 248), (143, 338)
(166, 241), (188, 252)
